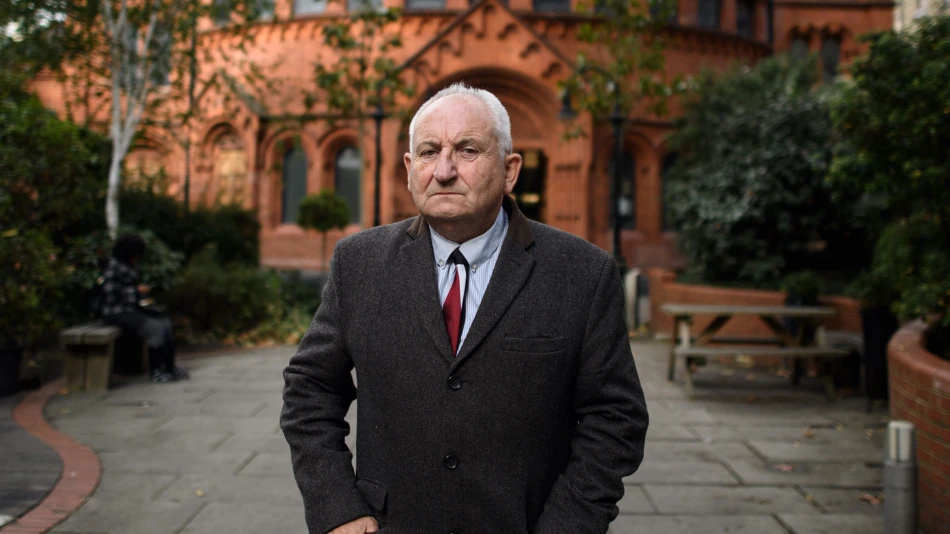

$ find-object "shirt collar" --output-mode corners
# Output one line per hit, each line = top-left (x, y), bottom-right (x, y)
(430, 207), (508, 270)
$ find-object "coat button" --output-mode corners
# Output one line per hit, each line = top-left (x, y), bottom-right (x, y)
(447, 375), (461, 390)
(443, 455), (458, 470)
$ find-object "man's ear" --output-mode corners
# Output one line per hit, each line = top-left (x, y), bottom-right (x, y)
(404, 153), (412, 190)
(503, 152), (522, 195)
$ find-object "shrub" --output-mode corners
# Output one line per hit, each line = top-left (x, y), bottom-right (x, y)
(0, 230), (69, 347)
(298, 189), (350, 267)
(665, 55), (879, 288)
(166, 247), (283, 337)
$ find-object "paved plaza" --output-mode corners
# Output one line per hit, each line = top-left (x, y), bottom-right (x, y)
(4, 340), (888, 533)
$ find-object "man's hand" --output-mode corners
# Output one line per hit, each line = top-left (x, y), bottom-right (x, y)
(329, 516), (379, 534)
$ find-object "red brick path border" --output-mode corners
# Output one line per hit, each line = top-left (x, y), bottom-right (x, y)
(0, 380), (101, 534)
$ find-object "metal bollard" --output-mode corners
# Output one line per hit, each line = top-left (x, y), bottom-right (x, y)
(884, 420), (918, 534)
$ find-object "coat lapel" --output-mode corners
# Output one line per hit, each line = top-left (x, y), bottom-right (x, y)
(451, 235), (535, 370)
(400, 217), (455, 365)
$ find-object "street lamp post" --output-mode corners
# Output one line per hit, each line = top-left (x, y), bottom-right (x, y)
(559, 70), (628, 274)
(372, 97), (387, 228)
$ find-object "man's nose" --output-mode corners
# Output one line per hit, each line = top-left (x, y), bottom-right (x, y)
(432, 150), (457, 183)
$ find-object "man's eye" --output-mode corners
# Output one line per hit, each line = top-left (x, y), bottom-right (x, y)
(421, 149), (437, 157)
(461, 147), (478, 155)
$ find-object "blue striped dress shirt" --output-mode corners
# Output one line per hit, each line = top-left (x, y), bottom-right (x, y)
(430, 206), (509, 351)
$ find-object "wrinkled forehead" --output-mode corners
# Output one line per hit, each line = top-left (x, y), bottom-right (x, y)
(413, 95), (494, 146)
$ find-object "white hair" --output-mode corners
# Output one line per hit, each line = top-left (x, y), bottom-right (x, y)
(408, 82), (513, 158)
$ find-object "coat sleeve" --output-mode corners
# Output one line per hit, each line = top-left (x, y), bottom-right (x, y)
(532, 256), (650, 534)
(280, 245), (374, 533)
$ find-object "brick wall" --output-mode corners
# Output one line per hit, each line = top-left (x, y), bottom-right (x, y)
(647, 268), (862, 338)
(888, 321), (950, 534)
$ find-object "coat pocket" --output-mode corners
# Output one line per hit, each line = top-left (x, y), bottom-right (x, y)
(355, 478), (387, 513)
(501, 335), (564, 354)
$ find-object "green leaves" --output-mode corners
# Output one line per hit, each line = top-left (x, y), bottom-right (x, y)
(665, 55), (877, 288)
(297, 189), (351, 234)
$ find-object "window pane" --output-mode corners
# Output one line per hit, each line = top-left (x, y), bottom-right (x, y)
(736, 0), (754, 37)
(405, 0), (445, 9)
(534, 0), (571, 13)
(820, 35), (841, 83)
(349, 0), (382, 11)
(213, 0), (231, 25)
(649, 0), (678, 23)
(790, 35), (809, 59)
(697, 0), (720, 29)
(608, 150), (636, 230)
(295, 0), (327, 15)
(149, 25), (170, 86)
(282, 149), (308, 224)
(335, 146), (362, 225)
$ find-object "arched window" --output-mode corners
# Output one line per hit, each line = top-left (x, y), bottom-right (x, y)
(335, 146), (362, 225)
(294, 0), (327, 16)
(661, 153), (678, 231)
(213, 133), (247, 206)
(697, 0), (721, 29)
(608, 150), (637, 230)
(282, 148), (308, 224)
(213, 0), (231, 26)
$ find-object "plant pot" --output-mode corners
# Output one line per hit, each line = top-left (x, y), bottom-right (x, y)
(0, 345), (24, 396)
(861, 306), (898, 400)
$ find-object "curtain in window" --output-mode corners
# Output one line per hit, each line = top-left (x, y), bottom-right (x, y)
(335, 146), (362, 225)
(282, 148), (308, 224)
(348, 0), (383, 11)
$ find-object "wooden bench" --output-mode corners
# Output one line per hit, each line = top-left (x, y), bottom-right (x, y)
(61, 323), (121, 393)
(675, 345), (851, 400)
(662, 304), (852, 401)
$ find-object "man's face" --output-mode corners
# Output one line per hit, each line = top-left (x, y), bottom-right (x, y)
(404, 95), (521, 227)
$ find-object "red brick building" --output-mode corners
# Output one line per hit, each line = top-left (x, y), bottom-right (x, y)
(34, 0), (892, 271)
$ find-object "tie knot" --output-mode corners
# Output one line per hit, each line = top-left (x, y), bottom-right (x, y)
(448, 248), (469, 268)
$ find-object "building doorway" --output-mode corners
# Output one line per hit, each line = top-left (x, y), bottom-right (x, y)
(512, 149), (547, 222)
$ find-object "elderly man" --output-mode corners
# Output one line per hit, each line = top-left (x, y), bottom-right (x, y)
(281, 83), (649, 534)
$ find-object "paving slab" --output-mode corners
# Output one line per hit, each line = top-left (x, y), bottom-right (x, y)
(747, 440), (884, 463)
(609, 514), (789, 534)
(624, 461), (740, 485)
(616, 485), (656, 514)
(236, 452), (295, 478)
(802, 487), (885, 515)
(644, 424), (697, 441)
(48, 497), (203, 534)
(90, 473), (178, 502)
(179, 502), (306, 534)
(643, 441), (760, 463)
(643, 485), (819, 515)
(96, 450), (253, 475)
(690, 425), (884, 445)
(156, 473), (303, 505)
(724, 459), (882, 487)
(212, 434), (291, 454)
(778, 513), (884, 534)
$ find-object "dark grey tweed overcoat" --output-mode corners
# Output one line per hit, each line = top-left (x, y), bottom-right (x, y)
(281, 196), (649, 534)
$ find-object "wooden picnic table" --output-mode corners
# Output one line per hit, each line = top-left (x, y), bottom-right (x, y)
(660, 304), (849, 400)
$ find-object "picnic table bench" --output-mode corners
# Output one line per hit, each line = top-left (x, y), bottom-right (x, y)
(661, 304), (851, 400)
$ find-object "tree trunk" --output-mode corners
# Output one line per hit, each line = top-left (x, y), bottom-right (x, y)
(106, 145), (124, 239)
(183, 139), (192, 210)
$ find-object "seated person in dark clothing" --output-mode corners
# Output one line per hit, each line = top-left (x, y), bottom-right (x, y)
(100, 234), (189, 383)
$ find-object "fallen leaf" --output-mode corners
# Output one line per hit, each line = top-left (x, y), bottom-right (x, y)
(736, 355), (755, 368)
(793, 441), (801, 448)
(803, 429), (817, 439)
(746, 395), (758, 403)
(746, 373), (756, 381)
(805, 494), (814, 502)
(774, 464), (796, 472)
(722, 368), (736, 376)
(859, 493), (883, 505)
(195, 489), (205, 497)
(836, 424), (845, 431)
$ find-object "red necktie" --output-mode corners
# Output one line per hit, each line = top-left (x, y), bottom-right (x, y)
(443, 248), (468, 355)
